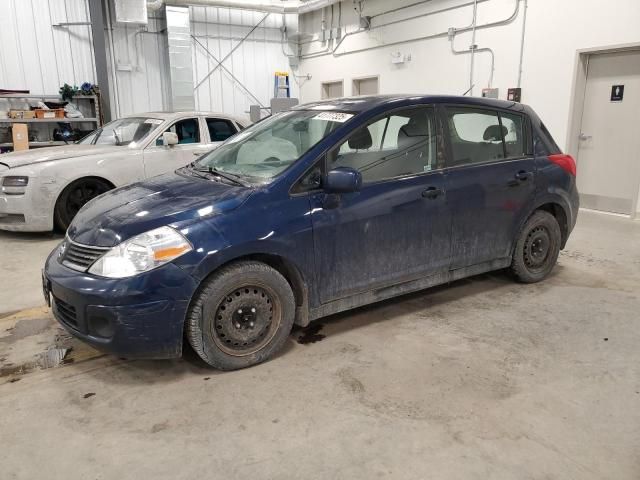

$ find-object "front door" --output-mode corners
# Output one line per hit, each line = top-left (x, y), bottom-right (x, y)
(143, 117), (211, 177)
(577, 51), (640, 215)
(443, 105), (537, 269)
(311, 106), (451, 304)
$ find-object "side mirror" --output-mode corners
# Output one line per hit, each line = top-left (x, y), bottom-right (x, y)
(162, 132), (179, 147)
(325, 167), (362, 194)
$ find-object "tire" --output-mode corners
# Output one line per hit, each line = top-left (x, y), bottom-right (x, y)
(186, 261), (295, 370)
(54, 178), (112, 231)
(510, 210), (562, 283)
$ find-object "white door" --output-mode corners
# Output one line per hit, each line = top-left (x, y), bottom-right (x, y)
(577, 51), (640, 215)
(143, 117), (212, 177)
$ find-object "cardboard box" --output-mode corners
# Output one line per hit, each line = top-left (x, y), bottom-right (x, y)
(9, 110), (36, 119)
(35, 108), (64, 119)
(12, 123), (29, 151)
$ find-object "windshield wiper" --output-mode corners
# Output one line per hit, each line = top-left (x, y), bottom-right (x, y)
(186, 167), (212, 181)
(191, 165), (250, 187)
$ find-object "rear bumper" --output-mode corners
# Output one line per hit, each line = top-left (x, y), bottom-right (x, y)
(43, 245), (199, 359)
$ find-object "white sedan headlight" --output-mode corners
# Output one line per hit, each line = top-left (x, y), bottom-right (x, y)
(88, 226), (192, 278)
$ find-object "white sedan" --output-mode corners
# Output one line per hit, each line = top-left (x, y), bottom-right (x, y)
(0, 111), (247, 232)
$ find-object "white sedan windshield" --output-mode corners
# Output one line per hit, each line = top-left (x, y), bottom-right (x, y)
(195, 110), (353, 182)
(78, 117), (163, 147)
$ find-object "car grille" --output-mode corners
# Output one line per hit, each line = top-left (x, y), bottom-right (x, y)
(53, 296), (78, 329)
(61, 239), (110, 272)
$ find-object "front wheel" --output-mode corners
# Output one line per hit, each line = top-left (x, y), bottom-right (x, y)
(186, 261), (295, 370)
(510, 210), (562, 283)
(54, 178), (112, 231)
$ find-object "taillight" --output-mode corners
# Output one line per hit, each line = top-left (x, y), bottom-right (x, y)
(548, 154), (576, 176)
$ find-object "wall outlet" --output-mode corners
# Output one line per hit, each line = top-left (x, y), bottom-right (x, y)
(391, 52), (411, 65)
(482, 88), (499, 99)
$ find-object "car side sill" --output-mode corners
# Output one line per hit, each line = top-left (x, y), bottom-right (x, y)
(309, 258), (511, 322)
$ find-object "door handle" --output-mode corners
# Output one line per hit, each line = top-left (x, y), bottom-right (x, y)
(579, 132), (592, 141)
(514, 171), (532, 181)
(508, 170), (533, 186)
(422, 187), (444, 199)
(193, 152), (202, 156)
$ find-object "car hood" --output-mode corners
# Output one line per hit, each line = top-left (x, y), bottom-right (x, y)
(67, 171), (253, 247)
(0, 145), (125, 169)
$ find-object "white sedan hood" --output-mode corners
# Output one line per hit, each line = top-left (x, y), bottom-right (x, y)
(0, 144), (125, 169)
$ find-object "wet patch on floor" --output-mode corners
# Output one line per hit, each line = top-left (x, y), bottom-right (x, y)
(0, 307), (103, 384)
(0, 317), (51, 344)
(296, 323), (326, 345)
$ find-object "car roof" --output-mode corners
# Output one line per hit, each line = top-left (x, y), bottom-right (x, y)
(293, 94), (526, 113)
(123, 111), (247, 123)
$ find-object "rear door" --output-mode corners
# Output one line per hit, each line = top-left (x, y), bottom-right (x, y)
(204, 117), (239, 150)
(442, 105), (536, 269)
(143, 117), (210, 176)
(309, 105), (451, 304)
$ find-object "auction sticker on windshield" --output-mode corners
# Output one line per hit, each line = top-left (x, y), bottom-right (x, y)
(312, 112), (354, 123)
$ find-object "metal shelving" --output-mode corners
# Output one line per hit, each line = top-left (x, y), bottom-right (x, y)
(0, 117), (98, 124)
(0, 94), (101, 151)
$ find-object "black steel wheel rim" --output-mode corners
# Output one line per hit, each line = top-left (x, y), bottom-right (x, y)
(212, 285), (281, 356)
(65, 180), (109, 217)
(523, 225), (551, 271)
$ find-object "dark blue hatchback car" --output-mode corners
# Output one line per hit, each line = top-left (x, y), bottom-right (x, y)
(43, 95), (578, 370)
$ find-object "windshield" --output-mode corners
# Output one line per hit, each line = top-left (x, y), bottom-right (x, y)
(194, 110), (353, 182)
(78, 117), (163, 147)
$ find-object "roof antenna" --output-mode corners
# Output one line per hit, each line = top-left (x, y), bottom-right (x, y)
(461, 84), (475, 96)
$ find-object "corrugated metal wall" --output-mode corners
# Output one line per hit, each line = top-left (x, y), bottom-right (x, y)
(106, 7), (171, 118)
(0, 0), (96, 93)
(0, 0), (295, 121)
(190, 7), (296, 118)
(107, 4), (296, 120)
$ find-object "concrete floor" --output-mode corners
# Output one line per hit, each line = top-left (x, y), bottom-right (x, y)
(0, 210), (638, 479)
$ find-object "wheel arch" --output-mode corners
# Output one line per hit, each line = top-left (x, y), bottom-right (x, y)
(535, 202), (569, 248)
(515, 199), (571, 253)
(53, 175), (117, 230)
(189, 252), (311, 328)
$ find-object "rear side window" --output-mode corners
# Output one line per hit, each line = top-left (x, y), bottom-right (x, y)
(535, 122), (562, 156)
(206, 118), (237, 142)
(445, 107), (526, 166)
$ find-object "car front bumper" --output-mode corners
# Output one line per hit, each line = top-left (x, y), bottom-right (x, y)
(0, 186), (54, 232)
(43, 246), (199, 359)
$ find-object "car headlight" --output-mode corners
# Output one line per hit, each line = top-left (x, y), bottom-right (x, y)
(88, 226), (192, 278)
(2, 176), (29, 187)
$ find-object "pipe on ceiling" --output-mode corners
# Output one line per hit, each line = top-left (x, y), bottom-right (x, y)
(299, 0), (522, 60)
(147, 0), (341, 14)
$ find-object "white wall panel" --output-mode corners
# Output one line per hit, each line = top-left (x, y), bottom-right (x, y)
(0, 0), (96, 94)
(297, 0), (640, 151)
(190, 6), (296, 120)
(106, 6), (170, 119)
(107, 4), (295, 121)
(0, 0), (297, 120)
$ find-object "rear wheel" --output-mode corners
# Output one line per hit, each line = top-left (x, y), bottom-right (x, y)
(510, 210), (561, 283)
(186, 261), (295, 370)
(54, 178), (112, 231)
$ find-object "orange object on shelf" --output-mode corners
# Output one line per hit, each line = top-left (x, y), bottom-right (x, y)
(34, 109), (65, 119)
